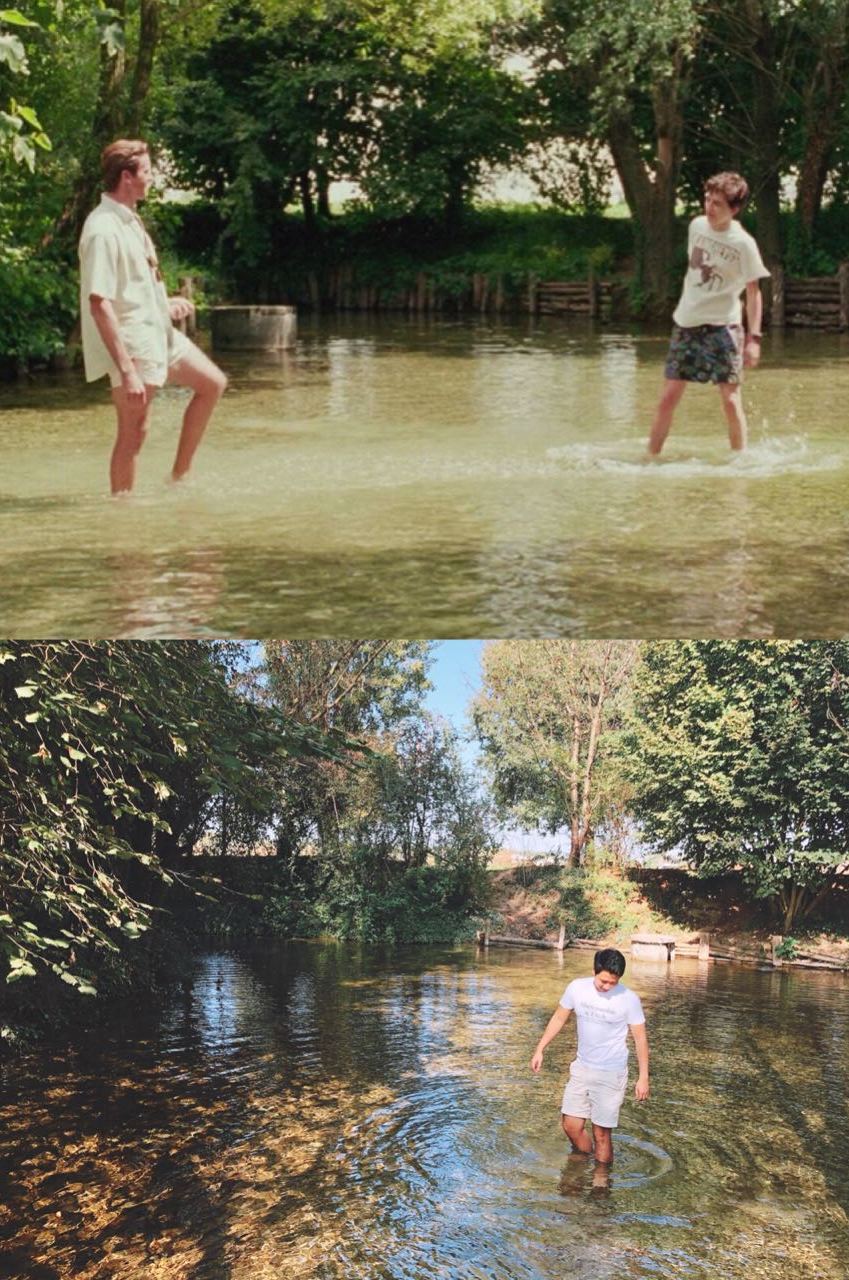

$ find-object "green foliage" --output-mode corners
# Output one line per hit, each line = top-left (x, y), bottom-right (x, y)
(473, 640), (637, 865)
(774, 935), (799, 960)
(0, 244), (76, 361)
(625, 641), (849, 932)
(0, 641), (352, 998)
(552, 867), (642, 941)
(0, 8), (52, 170)
(311, 860), (488, 944)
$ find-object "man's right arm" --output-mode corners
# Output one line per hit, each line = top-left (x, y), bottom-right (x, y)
(89, 295), (145, 399)
(530, 1004), (571, 1073)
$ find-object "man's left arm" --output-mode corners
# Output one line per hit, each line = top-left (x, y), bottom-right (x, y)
(744, 280), (763, 368)
(630, 1022), (650, 1100)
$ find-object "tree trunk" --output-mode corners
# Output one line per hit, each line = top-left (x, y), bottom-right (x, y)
(316, 166), (331, 219)
(795, 17), (849, 237)
(606, 67), (684, 319)
(568, 716), (582, 867)
(127, 0), (161, 136)
(742, 0), (783, 266)
(299, 172), (316, 228)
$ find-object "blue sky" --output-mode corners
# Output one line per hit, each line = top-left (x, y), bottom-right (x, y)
(422, 640), (486, 736)
(423, 641), (564, 856)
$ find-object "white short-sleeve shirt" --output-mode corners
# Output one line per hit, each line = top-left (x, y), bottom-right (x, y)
(560, 976), (645, 1072)
(78, 194), (174, 384)
(673, 215), (770, 328)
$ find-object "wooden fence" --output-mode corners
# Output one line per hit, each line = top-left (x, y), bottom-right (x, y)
(282, 269), (616, 317)
(770, 262), (849, 330)
(476, 928), (848, 972)
(192, 262), (849, 328)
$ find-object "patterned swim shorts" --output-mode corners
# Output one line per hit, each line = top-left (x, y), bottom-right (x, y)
(664, 323), (744, 384)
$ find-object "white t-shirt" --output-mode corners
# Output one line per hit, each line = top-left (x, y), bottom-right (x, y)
(559, 976), (645, 1072)
(673, 215), (770, 328)
(78, 194), (173, 383)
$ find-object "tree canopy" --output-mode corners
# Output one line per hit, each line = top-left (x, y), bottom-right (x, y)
(625, 640), (849, 932)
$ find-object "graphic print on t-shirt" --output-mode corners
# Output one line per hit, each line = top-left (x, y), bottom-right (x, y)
(689, 232), (743, 292)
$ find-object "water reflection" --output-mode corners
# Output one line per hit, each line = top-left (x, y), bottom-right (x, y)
(1, 945), (848, 1277)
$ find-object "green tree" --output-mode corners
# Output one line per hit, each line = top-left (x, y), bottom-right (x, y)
(527, 0), (701, 312)
(359, 52), (528, 226)
(625, 640), (849, 932)
(473, 640), (637, 866)
(312, 713), (496, 942)
(253, 640), (432, 859)
(0, 641), (347, 996)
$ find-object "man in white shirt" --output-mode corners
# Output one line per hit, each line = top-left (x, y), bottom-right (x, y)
(530, 948), (649, 1165)
(79, 139), (227, 494)
(646, 171), (770, 456)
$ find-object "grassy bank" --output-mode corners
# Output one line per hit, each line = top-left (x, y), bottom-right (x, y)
(487, 863), (849, 961)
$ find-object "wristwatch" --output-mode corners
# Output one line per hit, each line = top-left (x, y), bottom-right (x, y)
(748, 333), (762, 341)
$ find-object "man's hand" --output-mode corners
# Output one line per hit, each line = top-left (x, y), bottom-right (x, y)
(743, 337), (761, 369)
(120, 366), (146, 402)
(169, 297), (195, 323)
(635, 1075), (650, 1101)
(530, 1049), (544, 1073)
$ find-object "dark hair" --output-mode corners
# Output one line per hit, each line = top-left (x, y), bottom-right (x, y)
(704, 171), (749, 212)
(101, 139), (149, 192)
(594, 948), (626, 978)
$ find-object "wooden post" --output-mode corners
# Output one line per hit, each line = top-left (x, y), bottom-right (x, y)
(178, 275), (197, 336)
(839, 261), (849, 330)
(698, 931), (711, 962)
(588, 267), (599, 319)
(771, 935), (784, 967)
(494, 274), (504, 314)
(307, 271), (321, 312)
(770, 263), (785, 329)
(557, 924), (566, 951)
(527, 272), (538, 316)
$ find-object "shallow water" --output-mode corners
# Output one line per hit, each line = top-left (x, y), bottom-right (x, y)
(1, 942), (848, 1279)
(2, 319), (849, 637)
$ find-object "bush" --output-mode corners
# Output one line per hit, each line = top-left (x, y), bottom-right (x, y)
(312, 861), (487, 945)
(0, 244), (77, 363)
(551, 868), (646, 942)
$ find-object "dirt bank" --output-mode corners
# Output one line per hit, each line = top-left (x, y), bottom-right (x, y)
(487, 865), (849, 965)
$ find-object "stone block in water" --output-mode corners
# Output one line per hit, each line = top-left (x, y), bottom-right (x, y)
(211, 305), (297, 351)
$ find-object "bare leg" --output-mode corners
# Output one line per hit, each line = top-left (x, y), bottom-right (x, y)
(647, 378), (687, 456)
(718, 382), (747, 451)
(591, 1122), (613, 1165)
(562, 1113), (593, 1155)
(110, 384), (157, 494)
(167, 341), (228, 482)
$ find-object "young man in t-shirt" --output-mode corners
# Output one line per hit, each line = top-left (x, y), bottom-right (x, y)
(530, 948), (649, 1165)
(646, 171), (770, 456)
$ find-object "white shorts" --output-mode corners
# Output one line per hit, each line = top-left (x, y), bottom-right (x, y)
(108, 326), (194, 388)
(561, 1059), (628, 1129)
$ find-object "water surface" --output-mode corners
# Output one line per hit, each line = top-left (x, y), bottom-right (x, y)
(1, 942), (847, 1278)
(2, 319), (849, 636)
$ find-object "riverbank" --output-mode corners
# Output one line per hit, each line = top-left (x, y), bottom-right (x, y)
(487, 864), (849, 967)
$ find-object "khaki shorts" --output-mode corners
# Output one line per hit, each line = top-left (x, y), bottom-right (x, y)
(561, 1059), (628, 1129)
(108, 326), (194, 388)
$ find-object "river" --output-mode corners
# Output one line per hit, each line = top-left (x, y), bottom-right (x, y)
(2, 318), (849, 637)
(1, 941), (847, 1278)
